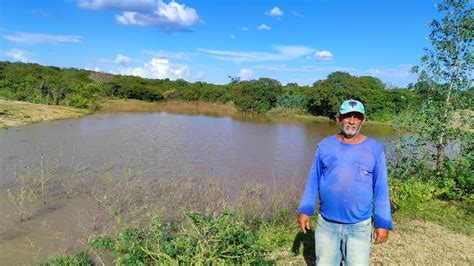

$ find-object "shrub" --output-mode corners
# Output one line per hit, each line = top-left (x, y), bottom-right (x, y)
(89, 211), (269, 264)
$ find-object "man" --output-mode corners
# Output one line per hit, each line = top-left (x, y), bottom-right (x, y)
(298, 99), (392, 265)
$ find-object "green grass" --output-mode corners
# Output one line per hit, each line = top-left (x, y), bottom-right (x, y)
(415, 200), (473, 235)
(394, 199), (474, 235)
(38, 252), (92, 266)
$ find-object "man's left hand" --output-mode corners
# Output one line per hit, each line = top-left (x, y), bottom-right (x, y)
(372, 228), (389, 244)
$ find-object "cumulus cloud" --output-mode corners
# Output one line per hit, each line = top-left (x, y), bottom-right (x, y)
(266, 7), (283, 17)
(118, 58), (189, 79)
(257, 24), (271, 30)
(229, 34), (236, 39)
(115, 54), (131, 64)
(4, 49), (30, 62)
(238, 68), (253, 80)
(2, 32), (81, 44)
(314, 50), (333, 61)
(78, 0), (200, 33)
(239, 26), (248, 31)
(198, 45), (315, 63)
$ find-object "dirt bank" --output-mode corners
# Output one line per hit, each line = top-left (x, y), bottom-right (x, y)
(272, 219), (473, 265)
(0, 99), (89, 128)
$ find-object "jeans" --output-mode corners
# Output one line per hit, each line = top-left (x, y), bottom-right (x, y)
(315, 214), (372, 266)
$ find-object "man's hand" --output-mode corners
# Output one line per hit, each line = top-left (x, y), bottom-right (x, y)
(373, 228), (389, 244)
(298, 214), (311, 234)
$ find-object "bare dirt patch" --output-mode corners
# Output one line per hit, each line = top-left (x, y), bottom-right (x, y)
(272, 220), (473, 265)
(0, 99), (89, 128)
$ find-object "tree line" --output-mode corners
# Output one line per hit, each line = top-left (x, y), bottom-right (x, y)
(0, 61), (471, 122)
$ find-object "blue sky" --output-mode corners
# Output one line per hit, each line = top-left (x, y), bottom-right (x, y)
(0, 0), (440, 87)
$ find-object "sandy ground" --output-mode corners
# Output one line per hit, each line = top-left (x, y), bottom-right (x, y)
(271, 219), (474, 265)
(0, 99), (88, 128)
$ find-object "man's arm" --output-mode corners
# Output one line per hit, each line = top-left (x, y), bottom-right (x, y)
(372, 146), (392, 244)
(297, 147), (322, 233)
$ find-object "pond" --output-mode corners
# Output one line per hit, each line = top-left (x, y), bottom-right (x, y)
(0, 112), (398, 263)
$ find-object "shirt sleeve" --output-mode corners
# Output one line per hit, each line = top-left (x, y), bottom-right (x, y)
(372, 147), (393, 229)
(298, 146), (322, 215)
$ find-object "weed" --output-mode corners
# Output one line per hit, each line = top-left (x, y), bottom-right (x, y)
(88, 211), (270, 264)
(6, 173), (38, 222)
(37, 251), (92, 266)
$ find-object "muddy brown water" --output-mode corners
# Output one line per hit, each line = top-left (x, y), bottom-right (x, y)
(0, 112), (398, 264)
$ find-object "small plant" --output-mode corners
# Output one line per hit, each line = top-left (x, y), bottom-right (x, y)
(6, 174), (37, 222)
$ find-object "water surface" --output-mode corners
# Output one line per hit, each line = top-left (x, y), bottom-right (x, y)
(0, 112), (398, 263)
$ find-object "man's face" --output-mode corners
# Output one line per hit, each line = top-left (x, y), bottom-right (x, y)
(337, 112), (365, 137)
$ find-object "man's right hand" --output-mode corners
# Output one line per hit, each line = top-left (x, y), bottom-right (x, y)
(298, 213), (311, 234)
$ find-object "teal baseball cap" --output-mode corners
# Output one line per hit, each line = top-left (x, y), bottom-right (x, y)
(339, 99), (365, 115)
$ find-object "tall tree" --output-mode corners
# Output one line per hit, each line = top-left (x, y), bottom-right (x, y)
(410, 0), (473, 170)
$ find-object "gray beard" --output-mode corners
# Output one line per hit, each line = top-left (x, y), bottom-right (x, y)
(340, 124), (361, 138)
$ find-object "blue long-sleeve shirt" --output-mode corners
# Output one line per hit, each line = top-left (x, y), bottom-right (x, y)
(298, 135), (392, 229)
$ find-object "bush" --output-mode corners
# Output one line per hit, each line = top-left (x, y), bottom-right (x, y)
(389, 177), (439, 216)
(89, 211), (269, 264)
(276, 91), (309, 110)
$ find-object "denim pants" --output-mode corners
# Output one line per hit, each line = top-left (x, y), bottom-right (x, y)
(315, 214), (372, 266)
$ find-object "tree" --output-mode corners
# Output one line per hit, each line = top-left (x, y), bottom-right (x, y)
(308, 72), (387, 118)
(410, 0), (473, 170)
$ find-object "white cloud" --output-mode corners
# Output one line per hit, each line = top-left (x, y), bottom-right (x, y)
(4, 49), (30, 62)
(115, 54), (131, 64)
(78, 0), (200, 33)
(367, 64), (413, 78)
(195, 71), (205, 79)
(94, 67), (101, 72)
(239, 26), (248, 31)
(2, 32), (81, 44)
(257, 24), (271, 30)
(314, 50), (333, 61)
(141, 50), (195, 61)
(291, 10), (303, 18)
(118, 58), (189, 79)
(266, 7), (283, 17)
(31, 10), (58, 18)
(238, 68), (253, 80)
(230, 34), (235, 39)
(198, 45), (315, 63)
(255, 64), (353, 73)
(78, 0), (156, 10)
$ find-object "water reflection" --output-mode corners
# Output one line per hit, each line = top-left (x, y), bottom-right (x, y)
(0, 112), (398, 189)
(0, 112), (399, 264)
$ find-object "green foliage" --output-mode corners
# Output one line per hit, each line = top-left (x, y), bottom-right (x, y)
(390, 133), (473, 201)
(410, 199), (474, 235)
(389, 177), (439, 216)
(89, 211), (269, 264)
(308, 72), (404, 120)
(391, 1), (473, 215)
(409, 0), (473, 169)
(276, 90), (309, 110)
(0, 61), (416, 122)
(38, 252), (92, 266)
(229, 78), (282, 113)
